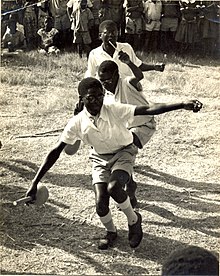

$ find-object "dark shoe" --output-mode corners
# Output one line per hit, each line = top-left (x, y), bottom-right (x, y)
(98, 230), (117, 250)
(128, 212), (143, 248)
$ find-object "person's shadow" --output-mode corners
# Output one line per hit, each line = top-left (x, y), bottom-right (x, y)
(1, 159), (219, 275)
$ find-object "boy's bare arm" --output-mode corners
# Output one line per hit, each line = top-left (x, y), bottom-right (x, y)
(118, 50), (144, 86)
(26, 141), (66, 199)
(134, 100), (203, 116)
(139, 63), (165, 72)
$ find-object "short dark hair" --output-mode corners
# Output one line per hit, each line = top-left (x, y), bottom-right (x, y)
(162, 246), (219, 275)
(98, 60), (119, 75)
(99, 20), (118, 33)
(78, 77), (103, 97)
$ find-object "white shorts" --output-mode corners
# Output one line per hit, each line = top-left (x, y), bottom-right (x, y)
(89, 144), (138, 184)
(144, 20), (161, 31)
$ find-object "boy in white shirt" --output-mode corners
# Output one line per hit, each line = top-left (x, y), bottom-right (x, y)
(26, 77), (202, 250)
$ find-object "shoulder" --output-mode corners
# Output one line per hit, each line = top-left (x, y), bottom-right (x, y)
(104, 102), (135, 113)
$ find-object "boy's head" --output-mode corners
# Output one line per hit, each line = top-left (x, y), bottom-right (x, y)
(78, 77), (105, 116)
(162, 246), (219, 275)
(80, 0), (87, 9)
(98, 60), (119, 93)
(99, 20), (118, 46)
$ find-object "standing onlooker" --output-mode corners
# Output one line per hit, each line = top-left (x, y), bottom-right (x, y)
(175, 0), (200, 55)
(37, 0), (51, 29)
(142, 0), (162, 53)
(49, 0), (71, 49)
(23, 0), (39, 50)
(89, 0), (102, 48)
(160, 0), (181, 54)
(99, 0), (125, 40)
(123, 0), (144, 51)
(197, 1), (220, 57)
(67, 0), (94, 57)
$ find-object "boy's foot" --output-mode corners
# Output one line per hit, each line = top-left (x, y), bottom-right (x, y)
(128, 212), (143, 248)
(98, 230), (117, 250)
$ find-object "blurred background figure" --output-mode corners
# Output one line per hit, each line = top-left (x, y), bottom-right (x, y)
(123, 0), (144, 51)
(99, 0), (125, 41)
(175, 0), (200, 56)
(160, 0), (181, 54)
(37, 16), (60, 54)
(49, 0), (71, 50)
(67, 0), (94, 58)
(90, 0), (101, 48)
(162, 245), (219, 275)
(197, 1), (220, 57)
(142, 0), (162, 53)
(2, 14), (26, 52)
(23, 0), (39, 50)
(37, 0), (51, 29)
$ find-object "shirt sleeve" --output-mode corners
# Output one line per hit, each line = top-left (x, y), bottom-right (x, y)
(59, 116), (80, 145)
(126, 43), (142, 68)
(84, 50), (97, 77)
(125, 76), (143, 92)
(110, 102), (136, 124)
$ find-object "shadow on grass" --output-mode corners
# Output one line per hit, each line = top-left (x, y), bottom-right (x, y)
(1, 159), (219, 274)
(1, 183), (187, 275)
(1, 159), (219, 238)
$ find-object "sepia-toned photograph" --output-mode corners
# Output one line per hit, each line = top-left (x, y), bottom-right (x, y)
(1, 0), (219, 275)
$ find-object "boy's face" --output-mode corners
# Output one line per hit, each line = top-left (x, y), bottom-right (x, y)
(82, 87), (105, 116)
(100, 26), (118, 46)
(99, 70), (118, 93)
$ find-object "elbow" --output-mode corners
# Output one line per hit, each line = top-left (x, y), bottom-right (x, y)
(139, 72), (144, 80)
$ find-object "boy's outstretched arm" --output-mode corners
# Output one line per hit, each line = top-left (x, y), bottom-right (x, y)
(134, 100), (203, 116)
(139, 63), (165, 72)
(26, 141), (66, 200)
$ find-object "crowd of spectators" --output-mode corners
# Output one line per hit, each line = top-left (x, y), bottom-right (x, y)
(1, 0), (220, 57)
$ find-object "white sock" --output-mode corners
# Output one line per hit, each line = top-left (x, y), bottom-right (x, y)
(117, 197), (138, 226)
(99, 210), (116, 232)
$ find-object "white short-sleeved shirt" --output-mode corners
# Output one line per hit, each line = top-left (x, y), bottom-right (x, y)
(143, 0), (162, 21)
(60, 102), (136, 154)
(104, 77), (154, 128)
(85, 42), (143, 79)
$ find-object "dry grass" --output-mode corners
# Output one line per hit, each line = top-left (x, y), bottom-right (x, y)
(0, 51), (220, 275)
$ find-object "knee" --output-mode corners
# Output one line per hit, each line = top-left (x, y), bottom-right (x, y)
(107, 180), (120, 196)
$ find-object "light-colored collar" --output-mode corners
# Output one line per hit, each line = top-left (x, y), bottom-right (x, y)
(84, 105), (108, 122)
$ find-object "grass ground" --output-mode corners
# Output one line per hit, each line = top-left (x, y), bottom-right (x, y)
(0, 51), (220, 275)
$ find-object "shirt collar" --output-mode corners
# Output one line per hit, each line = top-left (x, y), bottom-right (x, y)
(84, 105), (108, 122)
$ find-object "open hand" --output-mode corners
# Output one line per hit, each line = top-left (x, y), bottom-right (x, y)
(183, 100), (203, 112)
